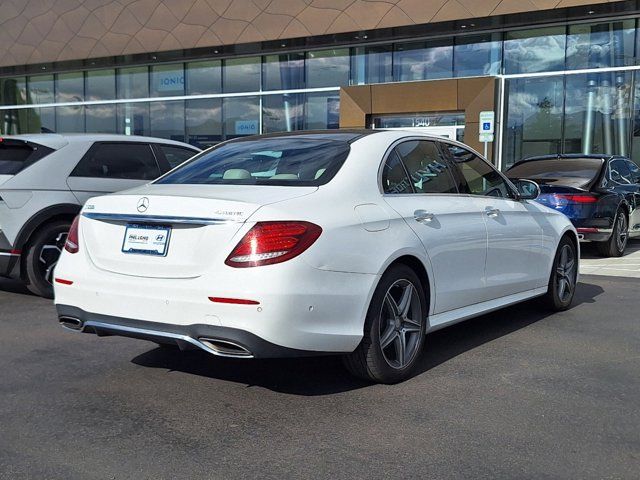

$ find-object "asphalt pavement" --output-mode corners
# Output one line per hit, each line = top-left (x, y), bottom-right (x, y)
(0, 275), (638, 479)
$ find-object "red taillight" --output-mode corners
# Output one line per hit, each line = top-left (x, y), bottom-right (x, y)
(225, 221), (322, 268)
(64, 215), (80, 254)
(552, 194), (598, 204)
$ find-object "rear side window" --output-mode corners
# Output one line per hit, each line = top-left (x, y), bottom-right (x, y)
(71, 143), (161, 180)
(156, 138), (350, 186)
(394, 140), (457, 194)
(626, 160), (640, 183)
(0, 141), (53, 174)
(382, 152), (412, 194)
(157, 145), (197, 169)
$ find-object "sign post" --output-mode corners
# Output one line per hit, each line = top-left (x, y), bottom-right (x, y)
(478, 111), (495, 160)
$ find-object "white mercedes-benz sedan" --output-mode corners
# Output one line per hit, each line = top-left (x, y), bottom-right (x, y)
(54, 130), (579, 383)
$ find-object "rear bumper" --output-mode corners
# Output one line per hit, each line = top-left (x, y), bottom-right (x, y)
(575, 227), (612, 242)
(57, 304), (328, 358)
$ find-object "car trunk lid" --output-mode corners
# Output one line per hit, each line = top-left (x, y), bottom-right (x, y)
(80, 184), (316, 278)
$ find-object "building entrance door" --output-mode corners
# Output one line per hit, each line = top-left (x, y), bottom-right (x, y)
(371, 113), (464, 141)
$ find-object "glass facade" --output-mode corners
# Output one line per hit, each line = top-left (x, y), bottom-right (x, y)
(1, 18), (640, 166)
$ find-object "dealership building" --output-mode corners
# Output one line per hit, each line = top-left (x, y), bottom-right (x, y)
(1, 0), (639, 169)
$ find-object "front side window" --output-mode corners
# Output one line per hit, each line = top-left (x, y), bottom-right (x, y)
(625, 160), (640, 183)
(608, 159), (633, 185)
(156, 137), (350, 186)
(72, 143), (160, 180)
(394, 141), (457, 194)
(445, 144), (513, 198)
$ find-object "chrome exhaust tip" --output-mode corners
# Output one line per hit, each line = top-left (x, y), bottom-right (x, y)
(198, 338), (252, 357)
(577, 234), (585, 241)
(59, 316), (83, 331)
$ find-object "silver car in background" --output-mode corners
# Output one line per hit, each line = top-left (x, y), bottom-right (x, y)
(0, 133), (199, 297)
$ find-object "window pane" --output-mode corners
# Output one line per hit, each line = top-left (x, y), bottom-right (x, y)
(0, 77), (27, 106)
(454, 34), (502, 77)
(56, 72), (84, 102)
(567, 20), (635, 69)
(262, 94), (304, 134)
(395, 141), (457, 194)
(72, 143), (160, 180)
(382, 152), (412, 194)
(86, 69), (115, 101)
(223, 57), (260, 93)
(117, 103), (150, 136)
(305, 93), (340, 129)
(263, 53), (305, 90)
(504, 27), (566, 74)
(352, 46), (393, 85)
(306, 49), (350, 88)
(186, 60), (221, 94)
(151, 64), (185, 97)
(503, 76), (564, 169)
(30, 107), (55, 133)
(223, 97), (260, 139)
(117, 67), (149, 99)
(28, 75), (55, 105)
(186, 98), (222, 148)
(564, 72), (632, 157)
(85, 104), (116, 133)
(56, 105), (84, 132)
(394, 40), (453, 82)
(150, 101), (185, 141)
(445, 145), (512, 197)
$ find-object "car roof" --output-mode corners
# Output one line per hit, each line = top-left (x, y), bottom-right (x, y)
(0, 133), (200, 151)
(227, 129), (484, 157)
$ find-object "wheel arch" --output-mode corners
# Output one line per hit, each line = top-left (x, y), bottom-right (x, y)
(377, 253), (433, 316)
(15, 203), (81, 252)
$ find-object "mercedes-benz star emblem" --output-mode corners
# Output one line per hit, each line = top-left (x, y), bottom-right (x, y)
(137, 197), (149, 213)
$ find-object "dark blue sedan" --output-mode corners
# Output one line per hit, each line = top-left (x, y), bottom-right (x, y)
(506, 154), (640, 257)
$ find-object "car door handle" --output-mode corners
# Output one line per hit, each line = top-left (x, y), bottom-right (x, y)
(485, 207), (500, 218)
(414, 210), (435, 223)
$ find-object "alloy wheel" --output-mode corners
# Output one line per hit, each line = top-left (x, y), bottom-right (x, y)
(615, 213), (628, 253)
(39, 231), (68, 285)
(556, 244), (576, 303)
(378, 279), (423, 369)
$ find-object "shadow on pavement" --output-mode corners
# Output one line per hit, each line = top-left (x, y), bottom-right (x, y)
(580, 238), (640, 260)
(0, 278), (34, 296)
(132, 281), (604, 395)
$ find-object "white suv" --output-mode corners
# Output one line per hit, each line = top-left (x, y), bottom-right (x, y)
(0, 134), (199, 297)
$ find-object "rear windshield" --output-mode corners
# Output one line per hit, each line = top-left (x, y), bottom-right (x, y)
(155, 138), (350, 186)
(506, 158), (603, 188)
(0, 141), (53, 174)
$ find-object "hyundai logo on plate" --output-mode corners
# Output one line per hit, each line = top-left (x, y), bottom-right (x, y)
(137, 197), (149, 213)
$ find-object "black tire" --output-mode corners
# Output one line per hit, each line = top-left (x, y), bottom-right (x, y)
(596, 210), (628, 257)
(541, 235), (578, 312)
(24, 220), (71, 298)
(343, 264), (427, 384)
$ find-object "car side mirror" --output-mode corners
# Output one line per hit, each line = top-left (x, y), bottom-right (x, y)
(513, 179), (540, 200)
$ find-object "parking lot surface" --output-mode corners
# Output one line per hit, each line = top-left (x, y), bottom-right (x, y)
(0, 275), (638, 479)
